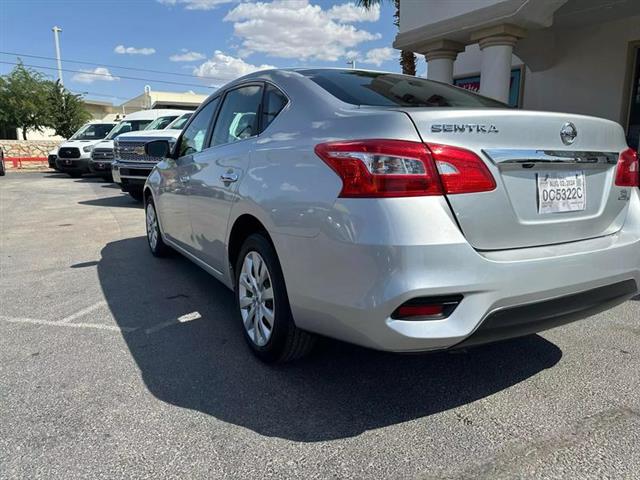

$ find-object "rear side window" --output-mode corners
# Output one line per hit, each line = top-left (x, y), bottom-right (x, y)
(178, 98), (219, 157)
(300, 69), (506, 108)
(212, 85), (263, 146)
(261, 84), (288, 131)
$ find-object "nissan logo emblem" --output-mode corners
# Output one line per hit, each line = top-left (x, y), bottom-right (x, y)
(560, 122), (577, 146)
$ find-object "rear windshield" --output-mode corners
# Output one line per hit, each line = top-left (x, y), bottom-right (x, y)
(300, 69), (506, 108)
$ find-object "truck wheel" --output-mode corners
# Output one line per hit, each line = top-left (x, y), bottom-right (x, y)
(235, 233), (316, 363)
(145, 197), (171, 257)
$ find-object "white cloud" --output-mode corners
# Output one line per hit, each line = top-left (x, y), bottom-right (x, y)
(363, 47), (394, 66)
(72, 67), (120, 84)
(114, 45), (156, 55)
(224, 0), (381, 62)
(193, 50), (275, 85)
(327, 2), (379, 23)
(170, 49), (206, 62)
(157, 0), (234, 10)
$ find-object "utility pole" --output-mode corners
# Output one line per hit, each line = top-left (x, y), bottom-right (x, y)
(52, 26), (63, 85)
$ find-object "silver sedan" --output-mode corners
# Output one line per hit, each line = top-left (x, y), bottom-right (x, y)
(143, 68), (640, 362)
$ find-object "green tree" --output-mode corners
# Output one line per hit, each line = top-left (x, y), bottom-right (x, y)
(45, 80), (91, 139)
(0, 62), (50, 139)
(357, 0), (417, 76)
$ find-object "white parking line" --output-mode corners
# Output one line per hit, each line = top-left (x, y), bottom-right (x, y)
(58, 301), (108, 323)
(144, 311), (202, 334)
(0, 315), (137, 333)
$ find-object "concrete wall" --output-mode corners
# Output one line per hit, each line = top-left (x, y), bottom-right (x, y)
(521, 15), (639, 125)
(401, 0), (500, 33)
(450, 15), (639, 126)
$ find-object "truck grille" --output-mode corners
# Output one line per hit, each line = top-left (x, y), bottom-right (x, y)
(58, 147), (81, 159)
(92, 148), (114, 160)
(115, 141), (158, 163)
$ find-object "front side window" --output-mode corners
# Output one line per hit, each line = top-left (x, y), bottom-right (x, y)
(178, 98), (219, 157)
(212, 85), (263, 146)
(300, 69), (507, 108)
(261, 84), (288, 132)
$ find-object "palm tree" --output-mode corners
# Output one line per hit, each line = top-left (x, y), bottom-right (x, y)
(357, 0), (416, 75)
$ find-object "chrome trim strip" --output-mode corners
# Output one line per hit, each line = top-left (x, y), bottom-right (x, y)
(483, 149), (618, 167)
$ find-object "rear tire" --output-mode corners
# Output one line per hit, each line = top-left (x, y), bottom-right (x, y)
(145, 197), (171, 257)
(235, 233), (316, 363)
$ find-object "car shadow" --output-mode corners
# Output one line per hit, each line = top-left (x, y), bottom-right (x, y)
(98, 236), (563, 442)
(79, 196), (142, 209)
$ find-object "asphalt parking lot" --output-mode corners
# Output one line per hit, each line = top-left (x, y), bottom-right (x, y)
(1, 171), (640, 479)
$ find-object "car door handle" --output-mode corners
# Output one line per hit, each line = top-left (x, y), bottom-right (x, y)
(220, 172), (239, 183)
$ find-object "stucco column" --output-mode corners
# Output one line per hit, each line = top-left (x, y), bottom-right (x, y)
(472, 25), (526, 103)
(420, 40), (464, 84)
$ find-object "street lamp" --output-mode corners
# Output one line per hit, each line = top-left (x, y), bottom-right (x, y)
(52, 26), (63, 85)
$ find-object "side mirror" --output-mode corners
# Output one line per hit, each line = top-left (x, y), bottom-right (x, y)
(145, 139), (171, 158)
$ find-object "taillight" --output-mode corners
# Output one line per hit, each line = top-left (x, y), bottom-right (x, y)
(427, 143), (497, 194)
(615, 148), (639, 187)
(314, 139), (443, 197)
(314, 139), (495, 198)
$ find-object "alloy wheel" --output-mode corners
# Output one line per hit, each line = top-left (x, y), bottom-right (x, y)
(238, 251), (275, 347)
(146, 203), (159, 250)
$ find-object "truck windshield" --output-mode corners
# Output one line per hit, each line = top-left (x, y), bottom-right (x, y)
(166, 113), (192, 130)
(145, 115), (179, 131)
(299, 69), (507, 108)
(106, 120), (153, 139)
(70, 123), (116, 140)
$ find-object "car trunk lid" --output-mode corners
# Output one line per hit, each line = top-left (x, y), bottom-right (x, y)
(404, 108), (631, 250)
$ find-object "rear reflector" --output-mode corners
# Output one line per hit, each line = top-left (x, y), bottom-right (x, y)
(315, 139), (495, 198)
(392, 296), (463, 320)
(397, 305), (444, 317)
(615, 148), (639, 187)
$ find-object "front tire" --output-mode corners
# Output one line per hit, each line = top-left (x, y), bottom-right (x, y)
(145, 197), (171, 257)
(235, 234), (316, 363)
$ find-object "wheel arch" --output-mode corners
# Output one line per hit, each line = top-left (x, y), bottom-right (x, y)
(227, 214), (276, 283)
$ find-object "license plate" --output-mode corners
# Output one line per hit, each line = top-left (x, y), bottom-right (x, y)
(537, 171), (586, 214)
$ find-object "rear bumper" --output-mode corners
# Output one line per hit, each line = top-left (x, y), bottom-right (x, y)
(272, 193), (640, 352)
(455, 279), (637, 349)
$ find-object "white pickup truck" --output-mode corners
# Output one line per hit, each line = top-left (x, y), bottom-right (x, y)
(89, 109), (190, 182)
(111, 112), (192, 201)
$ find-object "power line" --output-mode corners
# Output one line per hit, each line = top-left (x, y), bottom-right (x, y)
(0, 51), (228, 82)
(0, 60), (215, 89)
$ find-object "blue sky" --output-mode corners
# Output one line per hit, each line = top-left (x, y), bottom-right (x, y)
(1, 0), (415, 105)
